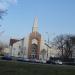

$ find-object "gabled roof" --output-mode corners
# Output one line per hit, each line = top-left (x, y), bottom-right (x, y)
(9, 39), (20, 46)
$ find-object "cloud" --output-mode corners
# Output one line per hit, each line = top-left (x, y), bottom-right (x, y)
(0, 0), (17, 10)
(7, 0), (17, 4)
(0, 0), (17, 18)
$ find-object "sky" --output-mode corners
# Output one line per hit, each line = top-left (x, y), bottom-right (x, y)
(0, 0), (75, 43)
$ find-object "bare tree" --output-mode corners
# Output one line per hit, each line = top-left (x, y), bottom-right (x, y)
(0, 9), (7, 19)
(0, 41), (8, 56)
(52, 35), (65, 58)
(64, 35), (73, 58)
(52, 34), (73, 59)
(0, 9), (7, 35)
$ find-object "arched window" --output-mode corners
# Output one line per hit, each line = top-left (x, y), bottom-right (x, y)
(31, 44), (38, 59)
(32, 44), (37, 53)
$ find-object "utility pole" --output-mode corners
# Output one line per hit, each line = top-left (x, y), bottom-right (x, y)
(45, 32), (55, 60)
(46, 32), (49, 59)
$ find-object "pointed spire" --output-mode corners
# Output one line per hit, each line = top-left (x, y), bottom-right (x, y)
(32, 16), (38, 32)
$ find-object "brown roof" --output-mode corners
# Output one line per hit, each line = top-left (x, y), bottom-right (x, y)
(9, 39), (19, 46)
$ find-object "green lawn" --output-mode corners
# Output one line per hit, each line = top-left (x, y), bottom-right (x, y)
(0, 60), (75, 75)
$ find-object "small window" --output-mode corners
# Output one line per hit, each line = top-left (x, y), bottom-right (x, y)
(19, 46), (21, 49)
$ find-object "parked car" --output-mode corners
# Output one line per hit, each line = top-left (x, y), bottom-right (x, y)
(17, 57), (24, 61)
(55, 60), (62, 65)
(1, 55), (12, 60)
(40, 60), (46, 64)
(23, 58), (30, 62)
(46, 60), (55, 64)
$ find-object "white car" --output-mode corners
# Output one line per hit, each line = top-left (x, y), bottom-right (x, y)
(55, 60), (62, 65)
(40, 60), (46, 64)
(23, 58), (30, 62)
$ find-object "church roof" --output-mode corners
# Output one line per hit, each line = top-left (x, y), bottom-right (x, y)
(9, 39), (20, 46)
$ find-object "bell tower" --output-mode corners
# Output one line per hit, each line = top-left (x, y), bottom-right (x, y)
(28, 16), (41, 59)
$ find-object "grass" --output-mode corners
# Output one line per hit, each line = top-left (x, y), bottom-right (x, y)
(0, 60), (75, 75)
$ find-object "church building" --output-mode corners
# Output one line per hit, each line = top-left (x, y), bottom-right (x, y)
(9, 17), (55, 61)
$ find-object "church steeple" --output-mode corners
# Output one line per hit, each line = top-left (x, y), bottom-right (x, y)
(32, 16), (38, 32)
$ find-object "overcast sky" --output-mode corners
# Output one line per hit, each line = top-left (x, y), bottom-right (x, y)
(0, 0), (75, 42)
